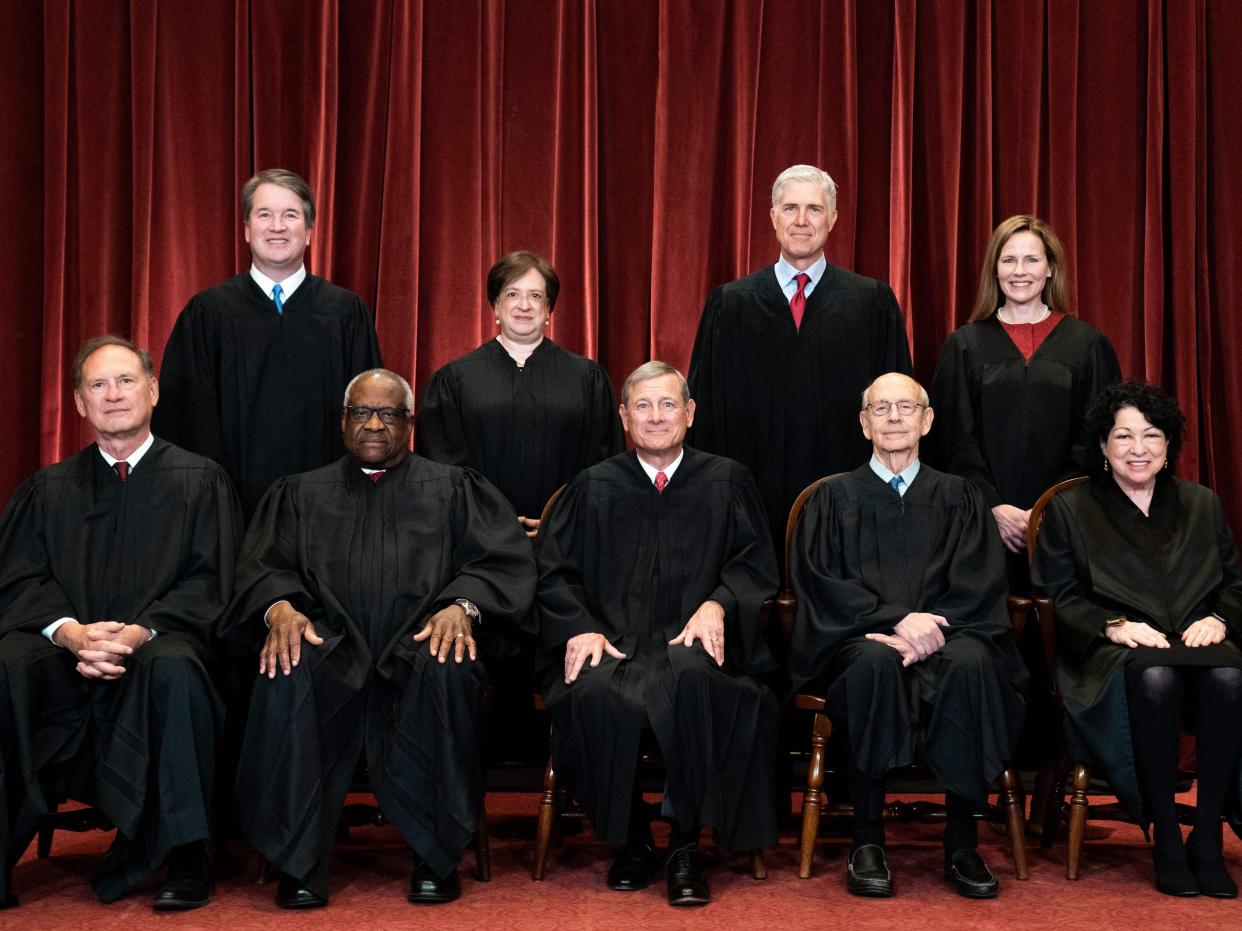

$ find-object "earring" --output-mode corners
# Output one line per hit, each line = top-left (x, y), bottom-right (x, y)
(1162, 461), (1169, 471)
(495, 318), (501, 325)
(1103, 458), (1110, 472)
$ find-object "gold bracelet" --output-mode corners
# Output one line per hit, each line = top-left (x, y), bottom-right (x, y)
(1104, 617), (1128, 628)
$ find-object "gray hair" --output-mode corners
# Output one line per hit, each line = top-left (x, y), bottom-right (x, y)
(771, 164), (838, 212)
(860, 373), (929, 409)
(344, 369), (415, 410)
(621, 361), (690, 405)
(73, 335), (155, 389)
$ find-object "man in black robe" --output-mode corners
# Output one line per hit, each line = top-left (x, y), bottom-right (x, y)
(223, 369), (535, 908)
(537, 361), (780, 908)
(688, 164), (911, 566)
(152, 168), (382, 518)
(0, 336), (242, 910)
(789, 372), (1026, 899)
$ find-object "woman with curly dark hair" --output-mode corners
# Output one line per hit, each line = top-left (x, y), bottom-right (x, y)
(1034, 380), (1242, 897)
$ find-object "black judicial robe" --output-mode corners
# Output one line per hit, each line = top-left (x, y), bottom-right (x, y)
(0, 439), (242, 903)
(416, 338), (624, 520)
(152, 273), (382, 516)
(687, 263), (911, 561)
(536, 448), (781, 850)
(929, 315), (1120, 510)
(1033, 475), (1242, 827)
(789, 465), (1026, 802)
(221, 454), (535, 894)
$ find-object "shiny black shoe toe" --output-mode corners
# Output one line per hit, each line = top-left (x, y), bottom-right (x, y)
(407, 858), (461, 904)
(607, 843), (659, 892)
(275, 873), (329, 909)
(665, 845), (709, 907)
(153, 844), (213, 911)
(945, 848), (998, 899)
(846, 844), (893, 898)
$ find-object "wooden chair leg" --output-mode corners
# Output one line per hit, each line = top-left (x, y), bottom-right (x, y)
(996, 767), (1029, 879)
(798, 712), (831, 879)
(750, 849), (767, 880)
(533, 755), (559, 881)
(37, 822), (54, 859)
(473, 804), (491, 882)
(1066, 762), (1091, 880)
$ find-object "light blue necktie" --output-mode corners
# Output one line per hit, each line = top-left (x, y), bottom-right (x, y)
(272, 283), (284, 315)
(889, 475), (904, 495)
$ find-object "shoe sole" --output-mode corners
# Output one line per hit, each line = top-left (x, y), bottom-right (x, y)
(407, 894), (460, 904)
(668, 894), (710, 907)
(153, 896), (212, 911)
(846, 883), (894, 898)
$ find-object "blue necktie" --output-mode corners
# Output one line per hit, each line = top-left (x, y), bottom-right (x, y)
(272, 283), (284, 315)
(889, 475), (904, 494)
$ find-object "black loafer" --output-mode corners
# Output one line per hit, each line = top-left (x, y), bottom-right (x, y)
(665, 845), (710, 907)
(846, 844), (893, 897)
(275, 873), (329, 909)
(153, 843), (213, 911)
(407, 858), (461, 904)
(945, 849), (998, 899)
(607, 843), (660, 892)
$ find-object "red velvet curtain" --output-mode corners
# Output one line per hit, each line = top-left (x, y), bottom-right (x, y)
(3, 0), (1240, 527)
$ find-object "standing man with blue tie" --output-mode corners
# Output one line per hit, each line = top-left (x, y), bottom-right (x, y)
(153, 168), (382, 518)
(688, 164), (911, 567)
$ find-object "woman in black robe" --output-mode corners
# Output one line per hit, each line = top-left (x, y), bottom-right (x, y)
(416, 251), (623, 534)
(930, 215), (1120, 587)
(1033, 381), (1242, 897)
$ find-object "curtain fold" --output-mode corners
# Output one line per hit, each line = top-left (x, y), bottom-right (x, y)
(5, 0), (1240, 528)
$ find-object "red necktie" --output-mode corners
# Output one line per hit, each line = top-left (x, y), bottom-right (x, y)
(655, 471), (668, 493)
(369, 471), (384, 483)
(114, 461), (129, 482)
(790, 272), (810, 330)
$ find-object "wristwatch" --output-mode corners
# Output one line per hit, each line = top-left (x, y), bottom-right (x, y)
(454, 598), (480, 623)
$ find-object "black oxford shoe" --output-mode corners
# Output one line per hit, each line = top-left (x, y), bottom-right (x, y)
(944, 848), (998, 899)
(607, 843), (660, 892)
(153, 844), (213, 911)
(846, 844), (894, 898)
(407, 858), (461, 904)
(665, 845), (710, 907)
(275, 873), (328, 909)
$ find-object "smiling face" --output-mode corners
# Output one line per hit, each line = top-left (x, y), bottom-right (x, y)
(619, 374), (695, 460)
(859, 373), (934, 459)
(341, 375), (412, 469)
(770, 179), (837, 269)
(1102, 405), (1167, 491)
(493, 267), (551, 343)
(74, 345), (159, 443)
(244, 182), (311, 280)
(996, 230), (1052, 311)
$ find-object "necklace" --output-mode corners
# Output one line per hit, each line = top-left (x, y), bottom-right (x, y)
(997, 304), (1049, 325)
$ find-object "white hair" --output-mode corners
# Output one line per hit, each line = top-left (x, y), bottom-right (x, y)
(344, 368), (415, 410)
(771, 164), (838, 211)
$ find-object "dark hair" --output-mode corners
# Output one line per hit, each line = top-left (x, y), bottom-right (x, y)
(969, 215), (1071, 322)
(1080, 380), (1185, 477)
(242, 168), (316, 229)
(72, 335), (155, 389)
(486, 251), (560, 311)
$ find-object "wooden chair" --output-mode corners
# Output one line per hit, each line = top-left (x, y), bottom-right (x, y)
(530, 485), (768, 882)
(784, 474), (1030, 881)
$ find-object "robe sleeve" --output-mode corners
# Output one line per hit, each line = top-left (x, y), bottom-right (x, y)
(587, 362), (625, 462)
(1064, 328), (1122, 478)
(928, 331), (1003, 508)
(535, 478), (607, 663)
(1205, 493), (1242, 634)
(685, 285), (724, 453)
(414, 366), (471, 465)
(433, 468), (537, 632)
(0, 478), (76, 634)
(787, 482), (914, 689)
(151, 296), (225, 461)
(874, 284), (913, 376)
(926, 481), (1010, 635)
(132, 466), (244, 642)
(1031, 494), (1114, 664)
(342, 292), (384, 373)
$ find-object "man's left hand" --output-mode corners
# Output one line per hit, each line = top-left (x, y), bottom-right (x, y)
(669, 600), (726, 667)
(413, 604), (477, 663)
(74, 622), (151, 680)
(517, 515), (541, 537)
(864, 632), (920, 666)
(1182, 616), (1228, 648)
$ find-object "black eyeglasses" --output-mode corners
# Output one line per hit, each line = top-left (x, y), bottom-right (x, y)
(344, 405), (409, 425)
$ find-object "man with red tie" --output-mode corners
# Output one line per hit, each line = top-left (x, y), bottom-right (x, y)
(688, 164), (912, 566)
(0, 336), (243, 911)
(536, 362), (780, 907)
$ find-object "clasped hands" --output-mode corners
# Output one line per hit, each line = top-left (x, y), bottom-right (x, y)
(260, 601), (477, 679)
(53, 620), (151, 680)
(1104, 615), (1226, 649)
(563, 599), (726, 685)
(866, 612), (950, 667)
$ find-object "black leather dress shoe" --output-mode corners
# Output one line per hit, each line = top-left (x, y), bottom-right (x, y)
(665, 845), (709, 907)
(275, 873), (329, 909)
(407, 858), (461, 904)
(153, 843), (213, 911)
(607, 842), (660, 892)
(847, 844), (893, 898)
(944, 849), (998, 899)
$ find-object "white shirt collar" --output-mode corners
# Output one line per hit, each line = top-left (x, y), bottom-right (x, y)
(250, 264), (307, 302)
(636, 449), (684, 485)
(869, 454), (921, 496)
(774, 254), (827, 292)
(97, 431), (155, 470)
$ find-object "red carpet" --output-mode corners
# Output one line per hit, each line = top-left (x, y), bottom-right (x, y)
(8, 792), (1241, 929)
